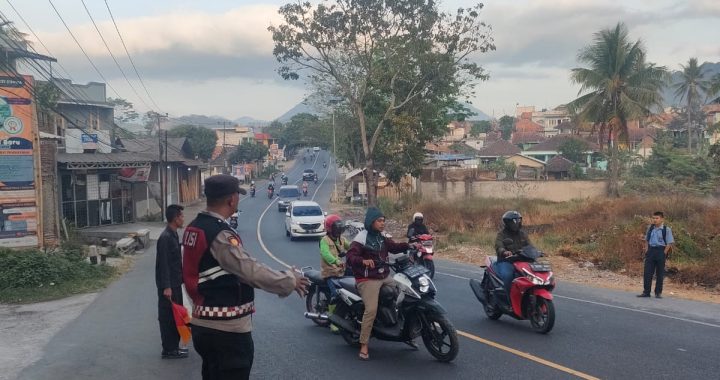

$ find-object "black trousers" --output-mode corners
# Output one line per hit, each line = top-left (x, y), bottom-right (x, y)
(157, 286), (183, 352)
(643, 247), (666, 295)
(191, 324), (254, 380)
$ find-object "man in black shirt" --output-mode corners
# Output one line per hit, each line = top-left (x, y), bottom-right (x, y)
(155, 204), (187, 359)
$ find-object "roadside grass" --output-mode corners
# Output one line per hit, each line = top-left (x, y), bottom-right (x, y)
(0, 247), (118, 304)
(379, 195), (720, 288)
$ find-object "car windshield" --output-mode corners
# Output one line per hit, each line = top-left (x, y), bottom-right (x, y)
(292, 206), (323, 216)
(304, 169), (314, 174)
(279, 188), (300, 198)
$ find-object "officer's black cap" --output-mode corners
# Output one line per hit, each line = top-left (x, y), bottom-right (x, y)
(204, 174), (247, 199)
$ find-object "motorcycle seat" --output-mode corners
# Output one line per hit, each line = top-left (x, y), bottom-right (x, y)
(338, 277), (358, 294)
(304, 269), (323, 284)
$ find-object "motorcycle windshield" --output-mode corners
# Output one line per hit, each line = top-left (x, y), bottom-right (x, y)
(519, 245), (541, 260)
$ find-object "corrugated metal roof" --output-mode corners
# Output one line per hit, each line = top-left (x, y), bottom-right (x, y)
(56, 152), (155, 164)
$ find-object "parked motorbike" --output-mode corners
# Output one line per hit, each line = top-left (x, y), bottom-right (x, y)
(469, 240), (556, 333)
(310, 253), (459, 362)
(408, 234), (435, 278)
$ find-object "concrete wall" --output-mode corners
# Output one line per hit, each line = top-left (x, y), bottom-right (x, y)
(417, 180), (607, 202)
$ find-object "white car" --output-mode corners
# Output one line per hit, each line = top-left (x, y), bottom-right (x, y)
(285, 200), (326, 240)
(313, 146), (320, 152)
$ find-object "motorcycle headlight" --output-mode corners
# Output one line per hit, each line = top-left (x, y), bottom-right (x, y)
(528, 275), (545, 285)
(418, 276), (430, 293)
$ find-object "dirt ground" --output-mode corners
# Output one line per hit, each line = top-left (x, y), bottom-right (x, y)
(332, 205), (720, 304)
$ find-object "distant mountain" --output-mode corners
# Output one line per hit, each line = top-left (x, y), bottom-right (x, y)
(276, 100), (320, 122)
(233, 116), (270, 127)
(464, 103), (491, 121)
(663, 61), (720, 107)
(167, 114), (231, 128)
(275, 98), (492, 122)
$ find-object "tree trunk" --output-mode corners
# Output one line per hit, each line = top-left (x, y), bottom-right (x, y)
(364, 159), (378, 206)
(688, 94), (693, 154)
(606, 147), (621, 198)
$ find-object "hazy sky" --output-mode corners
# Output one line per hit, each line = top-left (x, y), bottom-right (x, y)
(3, 0), (719, 120)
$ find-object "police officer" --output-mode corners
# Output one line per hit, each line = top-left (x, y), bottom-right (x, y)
(182, 174), (309, 380)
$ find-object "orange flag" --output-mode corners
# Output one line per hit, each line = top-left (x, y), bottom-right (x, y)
(171, 302), (192, 345)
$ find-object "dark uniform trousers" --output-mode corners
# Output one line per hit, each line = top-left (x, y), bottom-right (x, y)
(643, 246), (666, 295)
(191, 324), (254, 380)
(157, 286), (183, 352)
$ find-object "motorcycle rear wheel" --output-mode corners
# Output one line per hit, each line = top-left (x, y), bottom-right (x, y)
(305, 286), (330, 327)
(483, 289), (503, 320)
(421, 315), (459, 362)
(423, 259), (435, 279)
(528, 297), (555, 334)
(334, 305), (360, 347)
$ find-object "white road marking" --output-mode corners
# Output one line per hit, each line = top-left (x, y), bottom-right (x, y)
(435, 271), (720, 329)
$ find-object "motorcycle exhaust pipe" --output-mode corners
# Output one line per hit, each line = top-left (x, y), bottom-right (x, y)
(304, 312), (329, 320)
(328, 314), (359, 334)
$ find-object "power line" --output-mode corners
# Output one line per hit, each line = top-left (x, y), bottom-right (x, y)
(80, 0), (154, 112)
(104, 0), (162, 112)
(46, 0), (123, 99)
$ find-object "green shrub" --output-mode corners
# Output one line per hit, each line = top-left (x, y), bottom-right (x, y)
(0, 248), (114, 290)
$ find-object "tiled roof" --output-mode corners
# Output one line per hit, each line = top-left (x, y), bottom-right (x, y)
(476, 139), (521, 157)
(515, 118), (544, 133)
(545, 155), (574, 172)
(526, 134), (600, 152)
(512, 132), (546, 145)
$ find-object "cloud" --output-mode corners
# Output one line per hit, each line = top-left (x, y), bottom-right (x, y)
(34, 5), (285, 82)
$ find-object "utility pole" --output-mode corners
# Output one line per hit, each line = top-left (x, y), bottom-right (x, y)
(156, 112), (168, 220)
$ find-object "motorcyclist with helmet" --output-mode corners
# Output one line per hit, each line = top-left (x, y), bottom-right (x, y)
(249, 181), (256, 197)
(494, 211), (532, 293)
(406, 212), (429, 240)
(319, 215), (351, 333)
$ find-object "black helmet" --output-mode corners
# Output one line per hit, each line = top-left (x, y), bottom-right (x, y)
(502, 210), (522, 232)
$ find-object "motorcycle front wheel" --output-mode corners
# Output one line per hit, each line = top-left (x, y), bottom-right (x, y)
(421, 315), (459, 362)
(305, 286), (330, 327)
(528, 297), (555, 334)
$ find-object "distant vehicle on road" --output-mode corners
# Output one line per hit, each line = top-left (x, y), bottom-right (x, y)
(313, 146), (320, 152)
(285, 200), (326, 240)
(302, 168), (317, 182)
(277, 185), (301, 212)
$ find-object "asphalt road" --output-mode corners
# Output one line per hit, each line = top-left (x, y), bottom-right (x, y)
(20, 150), (720, 379)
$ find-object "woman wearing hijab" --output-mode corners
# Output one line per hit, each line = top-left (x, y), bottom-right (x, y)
(346, 207), (410, 360)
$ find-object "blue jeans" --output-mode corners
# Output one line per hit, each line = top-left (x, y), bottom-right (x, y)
(493, 261), (515, 293)
(326, 277), (340, 299)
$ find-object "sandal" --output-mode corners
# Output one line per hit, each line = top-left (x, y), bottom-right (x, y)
(358, 351), (369, 361)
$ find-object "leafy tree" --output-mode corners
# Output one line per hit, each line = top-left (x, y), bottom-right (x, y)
(34, 82), (61, 112)
(107, 97), (139, 123)
(558, 138), (590, 163)
(229, 142), (269, 164)
(142, 111), (162, 136)
(470, 120), (492, 137)
(167, 125), (217, 161)
(269, 0), (495, 205)
(709, 73), (720, 100)
(568, 23), (668, 197)
(498, 115), (515, 140)
(673, 58), (711, 153)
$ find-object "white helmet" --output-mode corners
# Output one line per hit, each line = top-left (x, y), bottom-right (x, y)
(251, 181), (255, 185)
(413, 212), (423, 220)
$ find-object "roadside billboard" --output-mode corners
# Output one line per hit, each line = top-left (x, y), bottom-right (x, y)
(0, 74), (40, 248)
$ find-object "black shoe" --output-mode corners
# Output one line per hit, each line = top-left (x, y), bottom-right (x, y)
(179, 348), (189, 354)
(655, 294), (662, 299)
(636, 293), (650, 298)
(162, 350), (188, 359)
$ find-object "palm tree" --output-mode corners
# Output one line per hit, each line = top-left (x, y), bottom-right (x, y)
(709, 73), (720, 101)
(568, 22), (667, 197)
(673, 58), (711, 153)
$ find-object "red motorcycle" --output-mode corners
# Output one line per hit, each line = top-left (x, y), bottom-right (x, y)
(469, 241), (556, 333)
(409, 234), (435, 278)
